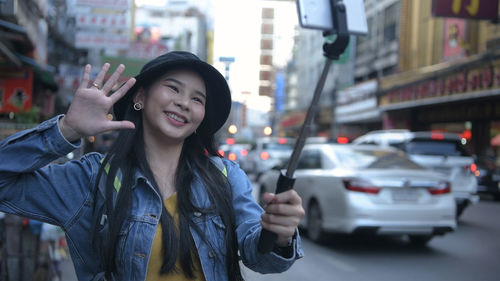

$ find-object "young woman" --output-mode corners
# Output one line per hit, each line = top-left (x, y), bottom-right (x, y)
(0, 51), (304, 281)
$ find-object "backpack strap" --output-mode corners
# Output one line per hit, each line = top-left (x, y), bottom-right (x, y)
(209, 156), (227, 177)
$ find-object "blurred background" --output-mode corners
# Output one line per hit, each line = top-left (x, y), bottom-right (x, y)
(1, 0), (500, 280)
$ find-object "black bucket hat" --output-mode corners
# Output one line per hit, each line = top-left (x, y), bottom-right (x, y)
(114, 51), (231, 134)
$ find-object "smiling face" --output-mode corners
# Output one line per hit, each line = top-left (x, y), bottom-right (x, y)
(134, 68), (207, 145)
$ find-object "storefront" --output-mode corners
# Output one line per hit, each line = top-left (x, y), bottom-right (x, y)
(335, 79), (381, 140)
(378, 50), (500, 156)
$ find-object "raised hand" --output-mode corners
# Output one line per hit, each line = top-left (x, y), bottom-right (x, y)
(59, 63), (136, 142)
(260, 190), (305, 247)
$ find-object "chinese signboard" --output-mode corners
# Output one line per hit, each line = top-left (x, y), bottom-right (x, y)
(75, 31), (129, 49)
(432, 0), (499, 20)
(76, 13), (128, 28)
(378, 56), (500, 108)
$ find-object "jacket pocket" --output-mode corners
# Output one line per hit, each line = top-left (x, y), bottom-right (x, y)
(192, 213), (227, 260)
(114, 218), (133, 269)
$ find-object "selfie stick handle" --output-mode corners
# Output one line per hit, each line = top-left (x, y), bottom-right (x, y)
(257, 0), (350, 254)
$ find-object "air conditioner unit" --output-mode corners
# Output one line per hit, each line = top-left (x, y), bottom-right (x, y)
(0, 0), (17, 19)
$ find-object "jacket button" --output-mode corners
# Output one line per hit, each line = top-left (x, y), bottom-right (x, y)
(209, 250), (215, 258)
(193, 212), (202, 217)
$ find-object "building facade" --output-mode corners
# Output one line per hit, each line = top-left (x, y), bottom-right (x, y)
(378, 0), (500, 156)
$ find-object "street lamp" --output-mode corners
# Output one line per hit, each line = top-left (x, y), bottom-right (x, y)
(228, 124), (238, 135)
(263, 126), (272, 136)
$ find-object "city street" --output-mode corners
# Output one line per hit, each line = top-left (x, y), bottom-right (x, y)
(59, 196), (500, 281)
(242, 196), (500, 281)
(3, 1), (500, 281)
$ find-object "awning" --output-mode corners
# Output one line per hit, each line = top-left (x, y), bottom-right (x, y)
(16, 53), (58, 91)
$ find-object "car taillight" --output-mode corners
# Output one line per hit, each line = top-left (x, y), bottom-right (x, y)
(228, 153), (237, 161)
(260, 151), (270, 160)
(343, 179), (380, 194)
(465, 163), (477, 174)
(218, 150), (224, 157)
(428, 182), (451, 195)
(240, 149), (248, 156)
(431, 133), (444, 140)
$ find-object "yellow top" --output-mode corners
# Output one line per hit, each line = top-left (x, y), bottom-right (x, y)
(146, 193), (206, 281)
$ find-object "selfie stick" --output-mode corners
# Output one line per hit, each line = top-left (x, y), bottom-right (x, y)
(257, 0), (350, 253)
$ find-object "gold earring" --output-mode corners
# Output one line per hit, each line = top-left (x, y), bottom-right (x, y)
(133, 102), (142, 111)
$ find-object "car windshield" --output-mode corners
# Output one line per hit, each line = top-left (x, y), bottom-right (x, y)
(262, 143), (293, 151)
(405, 140), (470, 156)
(335, 149), (424, 170)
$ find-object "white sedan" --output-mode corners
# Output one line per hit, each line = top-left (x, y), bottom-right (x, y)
(258, 144), (457, 246)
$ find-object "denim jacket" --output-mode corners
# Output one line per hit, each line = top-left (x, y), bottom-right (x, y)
(0, 116), (304, 281)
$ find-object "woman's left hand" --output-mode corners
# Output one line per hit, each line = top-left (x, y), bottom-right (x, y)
(260, 190), (305, 247)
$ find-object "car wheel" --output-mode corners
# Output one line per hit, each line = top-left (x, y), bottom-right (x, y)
(494, 194), (500, 202)
(307, 201), (327, 243)
(408, 235), (433, 247)
(456, 202), (467, 219)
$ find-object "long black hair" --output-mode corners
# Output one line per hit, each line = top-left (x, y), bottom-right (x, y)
(90, 82), (243, 280)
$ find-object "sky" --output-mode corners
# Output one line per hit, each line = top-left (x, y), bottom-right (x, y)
(131, 0), (299, 113)
(212, 0), (298, 113)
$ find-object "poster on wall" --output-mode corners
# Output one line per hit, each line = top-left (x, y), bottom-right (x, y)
(442, 18), (467, 62)
(0, 68), (33, 113)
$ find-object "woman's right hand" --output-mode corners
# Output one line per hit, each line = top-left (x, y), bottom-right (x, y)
(59, 63), (137, 142)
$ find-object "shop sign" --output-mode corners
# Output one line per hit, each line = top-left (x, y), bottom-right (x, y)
(280, 112), (306, 128)
(432, 0), (498, 20)
(0, 68), (33, 113)
(379, 59), (500, 107)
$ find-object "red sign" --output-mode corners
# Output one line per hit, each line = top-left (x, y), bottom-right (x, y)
(0, 68), (33, 113)
(432, 0), (499, 20)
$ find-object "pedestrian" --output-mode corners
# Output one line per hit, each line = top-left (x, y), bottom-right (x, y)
(0, 51), (304, 281)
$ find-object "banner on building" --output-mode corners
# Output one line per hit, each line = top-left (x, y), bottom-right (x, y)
(76, 0), (129, 10)
(0, 68), (33, 113)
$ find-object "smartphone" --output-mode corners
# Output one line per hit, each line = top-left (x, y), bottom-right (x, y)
(297, 0), (368, 35)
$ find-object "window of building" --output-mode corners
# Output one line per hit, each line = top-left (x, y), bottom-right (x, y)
(383, 2), (400, 44)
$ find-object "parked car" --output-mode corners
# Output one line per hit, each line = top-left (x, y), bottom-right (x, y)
(218, 143), (252, 172)
(247, 137), (294, 179)
(259, 144), (457, 246)
(475, 155), (500, 201)
(352, 130), (479, 218)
